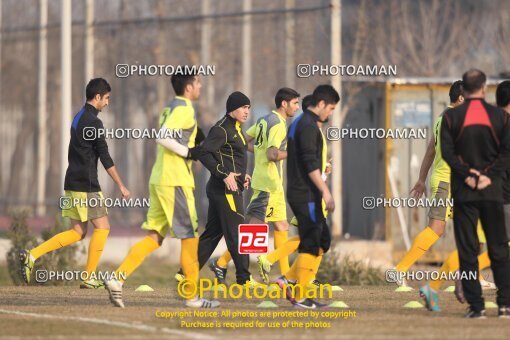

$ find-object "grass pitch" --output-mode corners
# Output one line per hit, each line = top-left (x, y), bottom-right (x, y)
(0, 262), (509, 339)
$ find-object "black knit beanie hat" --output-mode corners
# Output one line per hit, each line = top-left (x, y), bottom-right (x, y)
(226, 91), (250, 113)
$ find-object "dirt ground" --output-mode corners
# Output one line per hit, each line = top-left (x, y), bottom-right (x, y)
(1, 279), (509, 339)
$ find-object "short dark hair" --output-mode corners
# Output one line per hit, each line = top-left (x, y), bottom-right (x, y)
(462, 69), (487, 94)
(496, 80), (510, 108)
(449, 80), (463, 103)
(171, 75), (197, 96)
(311, 84), (340, 106)
(86, 78), (111, 100)
(302, 94), (313, 110)
(274, 87), (300, 108)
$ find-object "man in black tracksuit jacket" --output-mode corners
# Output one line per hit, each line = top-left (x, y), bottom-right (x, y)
(197, 91), (252, 284)
(441, 69), (510, 317)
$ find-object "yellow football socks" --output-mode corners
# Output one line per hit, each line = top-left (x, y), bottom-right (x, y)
(476, 251), (491, 281)
(181, 237), (200, 299)
(267, 236), (300, 264)
(478, 251), (491, 271)
(295, 253), (319, 300)
(217, 251), (232, 269)
(429, 250), (458, 291)
(285, 246), (322, 283)
(84, 228), (109, 279)
(429, 250), (492, 291)
(271, 236), (301, 279)
(115, 236), (159, 283)
(274, 230), (290, 274)
(31, 229), (82, 260)
(395, 227), (440, 272)
(313, 248), (324, 277)
(285, 259), (298, 281)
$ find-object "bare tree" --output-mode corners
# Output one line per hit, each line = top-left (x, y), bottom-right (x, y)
(372, 0), (483, 77)
(493, 2), (510, 72)
(2, 0), (504, 226)
(339, 0), (370, 124)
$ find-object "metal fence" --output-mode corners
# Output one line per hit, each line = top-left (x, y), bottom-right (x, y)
(1, 0), (509, 238)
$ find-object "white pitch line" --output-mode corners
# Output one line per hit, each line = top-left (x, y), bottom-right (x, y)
(0, 308), (216, 340)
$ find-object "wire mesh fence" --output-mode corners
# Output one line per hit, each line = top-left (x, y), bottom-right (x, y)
(1, 0), (509, 236)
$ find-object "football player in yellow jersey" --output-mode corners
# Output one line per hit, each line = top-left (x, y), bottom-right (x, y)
(206, 88), (301, 284)
(104, 73), (219, 309)
(255, 94), (331, 286)
(395, 81), (491, 312)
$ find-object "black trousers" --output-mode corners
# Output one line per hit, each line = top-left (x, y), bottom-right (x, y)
(504, 204), (510, 242)
(289, 200), (331, 255)
(453, 200), (510, 311)
(197, 191), (251, 284)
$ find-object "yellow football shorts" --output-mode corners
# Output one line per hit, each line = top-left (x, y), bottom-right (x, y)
(61, 190), (108, 222)
(428, 178), (486, 243)
(428, 179), (453, 221)
(247, 189), (287, 222)
(141, 184), (198, 239)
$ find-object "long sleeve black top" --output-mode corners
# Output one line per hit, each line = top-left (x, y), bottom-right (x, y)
(199, 114), (248, 195)
(286, 110), (326, 203)
(440, 98), (510, 202)
(64, 103), (114, 192)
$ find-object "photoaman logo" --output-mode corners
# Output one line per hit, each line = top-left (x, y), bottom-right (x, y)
(177, 278), (333, 300)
